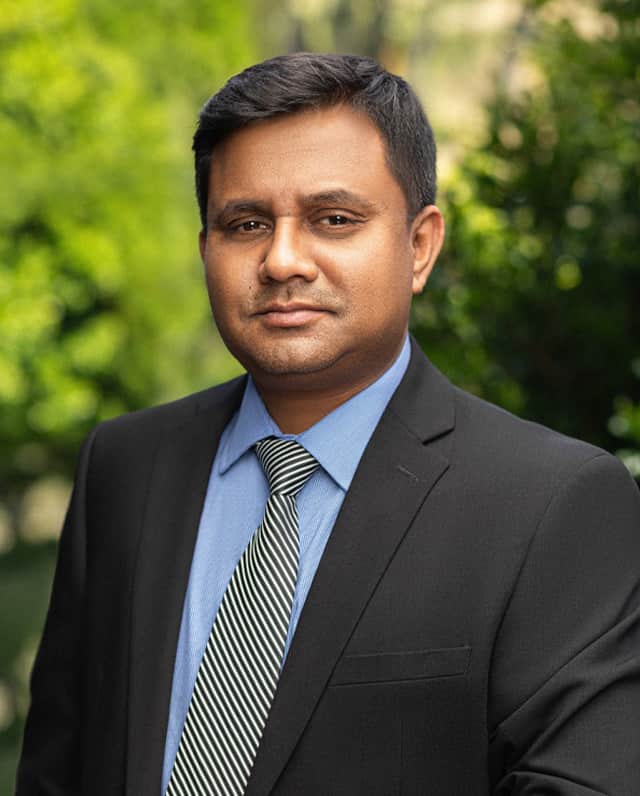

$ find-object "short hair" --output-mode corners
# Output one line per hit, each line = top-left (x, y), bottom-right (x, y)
(193, 53), (437, 228)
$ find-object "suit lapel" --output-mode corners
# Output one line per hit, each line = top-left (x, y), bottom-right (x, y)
(126, 379), (245, 796)
(245, 342), (455, 796)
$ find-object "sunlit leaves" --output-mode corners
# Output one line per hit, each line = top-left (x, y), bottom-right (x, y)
(413, 0), (640, 464)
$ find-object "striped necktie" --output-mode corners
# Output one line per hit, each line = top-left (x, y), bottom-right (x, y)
(166, 437), (319, 796)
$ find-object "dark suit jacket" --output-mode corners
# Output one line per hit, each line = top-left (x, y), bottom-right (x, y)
(16, 341), (640, 795)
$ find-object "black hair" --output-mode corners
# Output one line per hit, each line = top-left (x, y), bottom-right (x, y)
(193, 53), (437, 228)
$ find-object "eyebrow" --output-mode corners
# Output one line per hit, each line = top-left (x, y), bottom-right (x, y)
(208, 201), (269, 228)
(208, 189), (379, 228)
(299, 189), (379, 213)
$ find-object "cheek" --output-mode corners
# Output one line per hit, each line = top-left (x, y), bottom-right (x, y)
(205, 258), (251, 308)
(321, 230), (408, 287)
(347, 239), (413, 306)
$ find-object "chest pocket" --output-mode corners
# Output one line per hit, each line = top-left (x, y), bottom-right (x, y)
(330, 645), (471, 686)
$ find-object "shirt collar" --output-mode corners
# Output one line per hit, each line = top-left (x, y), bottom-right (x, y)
(218, 335), (411, 491)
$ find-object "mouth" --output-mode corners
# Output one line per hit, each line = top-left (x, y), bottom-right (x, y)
(255, 302), (330, 329)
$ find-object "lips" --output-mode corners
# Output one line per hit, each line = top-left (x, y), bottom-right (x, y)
(256, 302), (330, 328)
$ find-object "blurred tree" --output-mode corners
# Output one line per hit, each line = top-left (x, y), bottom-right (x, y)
(412, 0), (640, 477)
(0, 0), (253, 787)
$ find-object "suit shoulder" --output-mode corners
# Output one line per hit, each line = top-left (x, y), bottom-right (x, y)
(443, 386), (639, 583)
(450, 384), (622, 487)
(90, 376), (246, 451)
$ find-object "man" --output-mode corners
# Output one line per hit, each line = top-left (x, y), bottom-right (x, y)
(17, 53), (640, 795)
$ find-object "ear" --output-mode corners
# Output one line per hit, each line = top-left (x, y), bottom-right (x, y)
(198, 228), (207, 263)
(410, 205), (445, 295)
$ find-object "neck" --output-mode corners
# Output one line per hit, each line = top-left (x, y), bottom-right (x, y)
(255, 375), (379, 434)
(251, 336), (408, 434)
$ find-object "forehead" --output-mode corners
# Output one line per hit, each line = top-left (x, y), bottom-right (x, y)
(207, 105), (404, 209)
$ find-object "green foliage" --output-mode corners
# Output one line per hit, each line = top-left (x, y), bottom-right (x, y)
(0, 1), (254, 788)
(1, 0), (251, 483)
(413, 0), (640, 472)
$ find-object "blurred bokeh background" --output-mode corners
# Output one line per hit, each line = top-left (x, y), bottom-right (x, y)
(1, 0), (638, 789)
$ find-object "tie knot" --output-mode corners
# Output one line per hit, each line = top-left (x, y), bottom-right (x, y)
(255, 437), (319, 496)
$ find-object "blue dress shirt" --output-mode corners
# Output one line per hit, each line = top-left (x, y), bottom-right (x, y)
(161, 336), (411, 791)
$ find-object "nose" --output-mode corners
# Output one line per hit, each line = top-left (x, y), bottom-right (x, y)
(258, 219), (319, 283)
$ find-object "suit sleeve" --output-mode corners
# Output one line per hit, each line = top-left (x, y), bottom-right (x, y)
(15, 427), (98, 796)
(488, 453), (640, 795)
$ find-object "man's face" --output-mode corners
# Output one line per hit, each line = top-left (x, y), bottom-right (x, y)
(201, 104), (443, 398)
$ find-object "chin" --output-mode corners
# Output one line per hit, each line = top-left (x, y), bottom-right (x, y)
(249, 354), (337, 377)
(225, 334), (340, 377)
(234, 345), (345, 380)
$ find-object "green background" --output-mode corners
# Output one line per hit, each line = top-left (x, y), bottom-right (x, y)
(1, 0), (638, 790)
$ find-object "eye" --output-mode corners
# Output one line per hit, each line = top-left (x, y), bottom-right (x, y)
(318, 214), (355, 227)
(232, 219), (269, 233)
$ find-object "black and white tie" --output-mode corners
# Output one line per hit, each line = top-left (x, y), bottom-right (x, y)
(166, 437), (319, 796)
